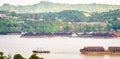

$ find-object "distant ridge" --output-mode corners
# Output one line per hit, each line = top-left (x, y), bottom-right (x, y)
(0, 1), (120, 13)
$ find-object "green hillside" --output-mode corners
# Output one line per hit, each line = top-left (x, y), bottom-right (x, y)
(0, 1), (120, 13)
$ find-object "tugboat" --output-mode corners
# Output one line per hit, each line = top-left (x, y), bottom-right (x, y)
(32, 48), (50, 53)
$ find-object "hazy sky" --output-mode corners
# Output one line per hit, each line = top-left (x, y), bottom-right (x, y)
(0, 0), (120, 6)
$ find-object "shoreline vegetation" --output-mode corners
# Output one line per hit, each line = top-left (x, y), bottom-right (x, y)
(1, 10), (120, 35)
(0, 52), (44, 59)
(0, 10), (120, 33)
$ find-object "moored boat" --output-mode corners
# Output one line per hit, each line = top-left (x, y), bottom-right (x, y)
(80, 46), (120, 55)
(32, 48), (50, 53)
(21, 32), (72, 38)
(80, 46), (106, 55)
(32, 50), (50, 53)
(108, 46), (120, 55)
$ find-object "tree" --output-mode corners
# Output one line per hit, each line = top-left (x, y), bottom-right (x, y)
(13, 54), (25, 59)
(111, 21), (120, 31)
(10, 11), (17, 16)
(64, 25), (71, 32)
(6, 54), (12, 59)
(29, 54), (43, 59)
(0, 52), (4, 56)
(0, 52), (4, 59)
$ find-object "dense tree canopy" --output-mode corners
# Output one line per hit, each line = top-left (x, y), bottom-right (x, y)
(0, 9), (120, 33)
(13, 54), (25, 59)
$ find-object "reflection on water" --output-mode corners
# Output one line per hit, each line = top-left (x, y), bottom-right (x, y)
(0, 35), (120, 59)
(84, 55), (104, 59)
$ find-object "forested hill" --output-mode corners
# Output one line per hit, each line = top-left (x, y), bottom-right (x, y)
(0, 1), (120, 13)
(1, 9), (120, 33)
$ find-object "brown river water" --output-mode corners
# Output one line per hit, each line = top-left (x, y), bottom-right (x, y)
(0, 35), (120, 59)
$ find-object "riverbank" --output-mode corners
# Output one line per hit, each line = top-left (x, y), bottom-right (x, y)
(20, 31), (120, 38)
(1, 31), (120, 39)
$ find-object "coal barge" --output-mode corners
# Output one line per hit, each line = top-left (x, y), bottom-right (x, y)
(80, 46), (120, 55)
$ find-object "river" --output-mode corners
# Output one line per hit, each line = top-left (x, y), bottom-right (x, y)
(0, 35), (120, 59)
